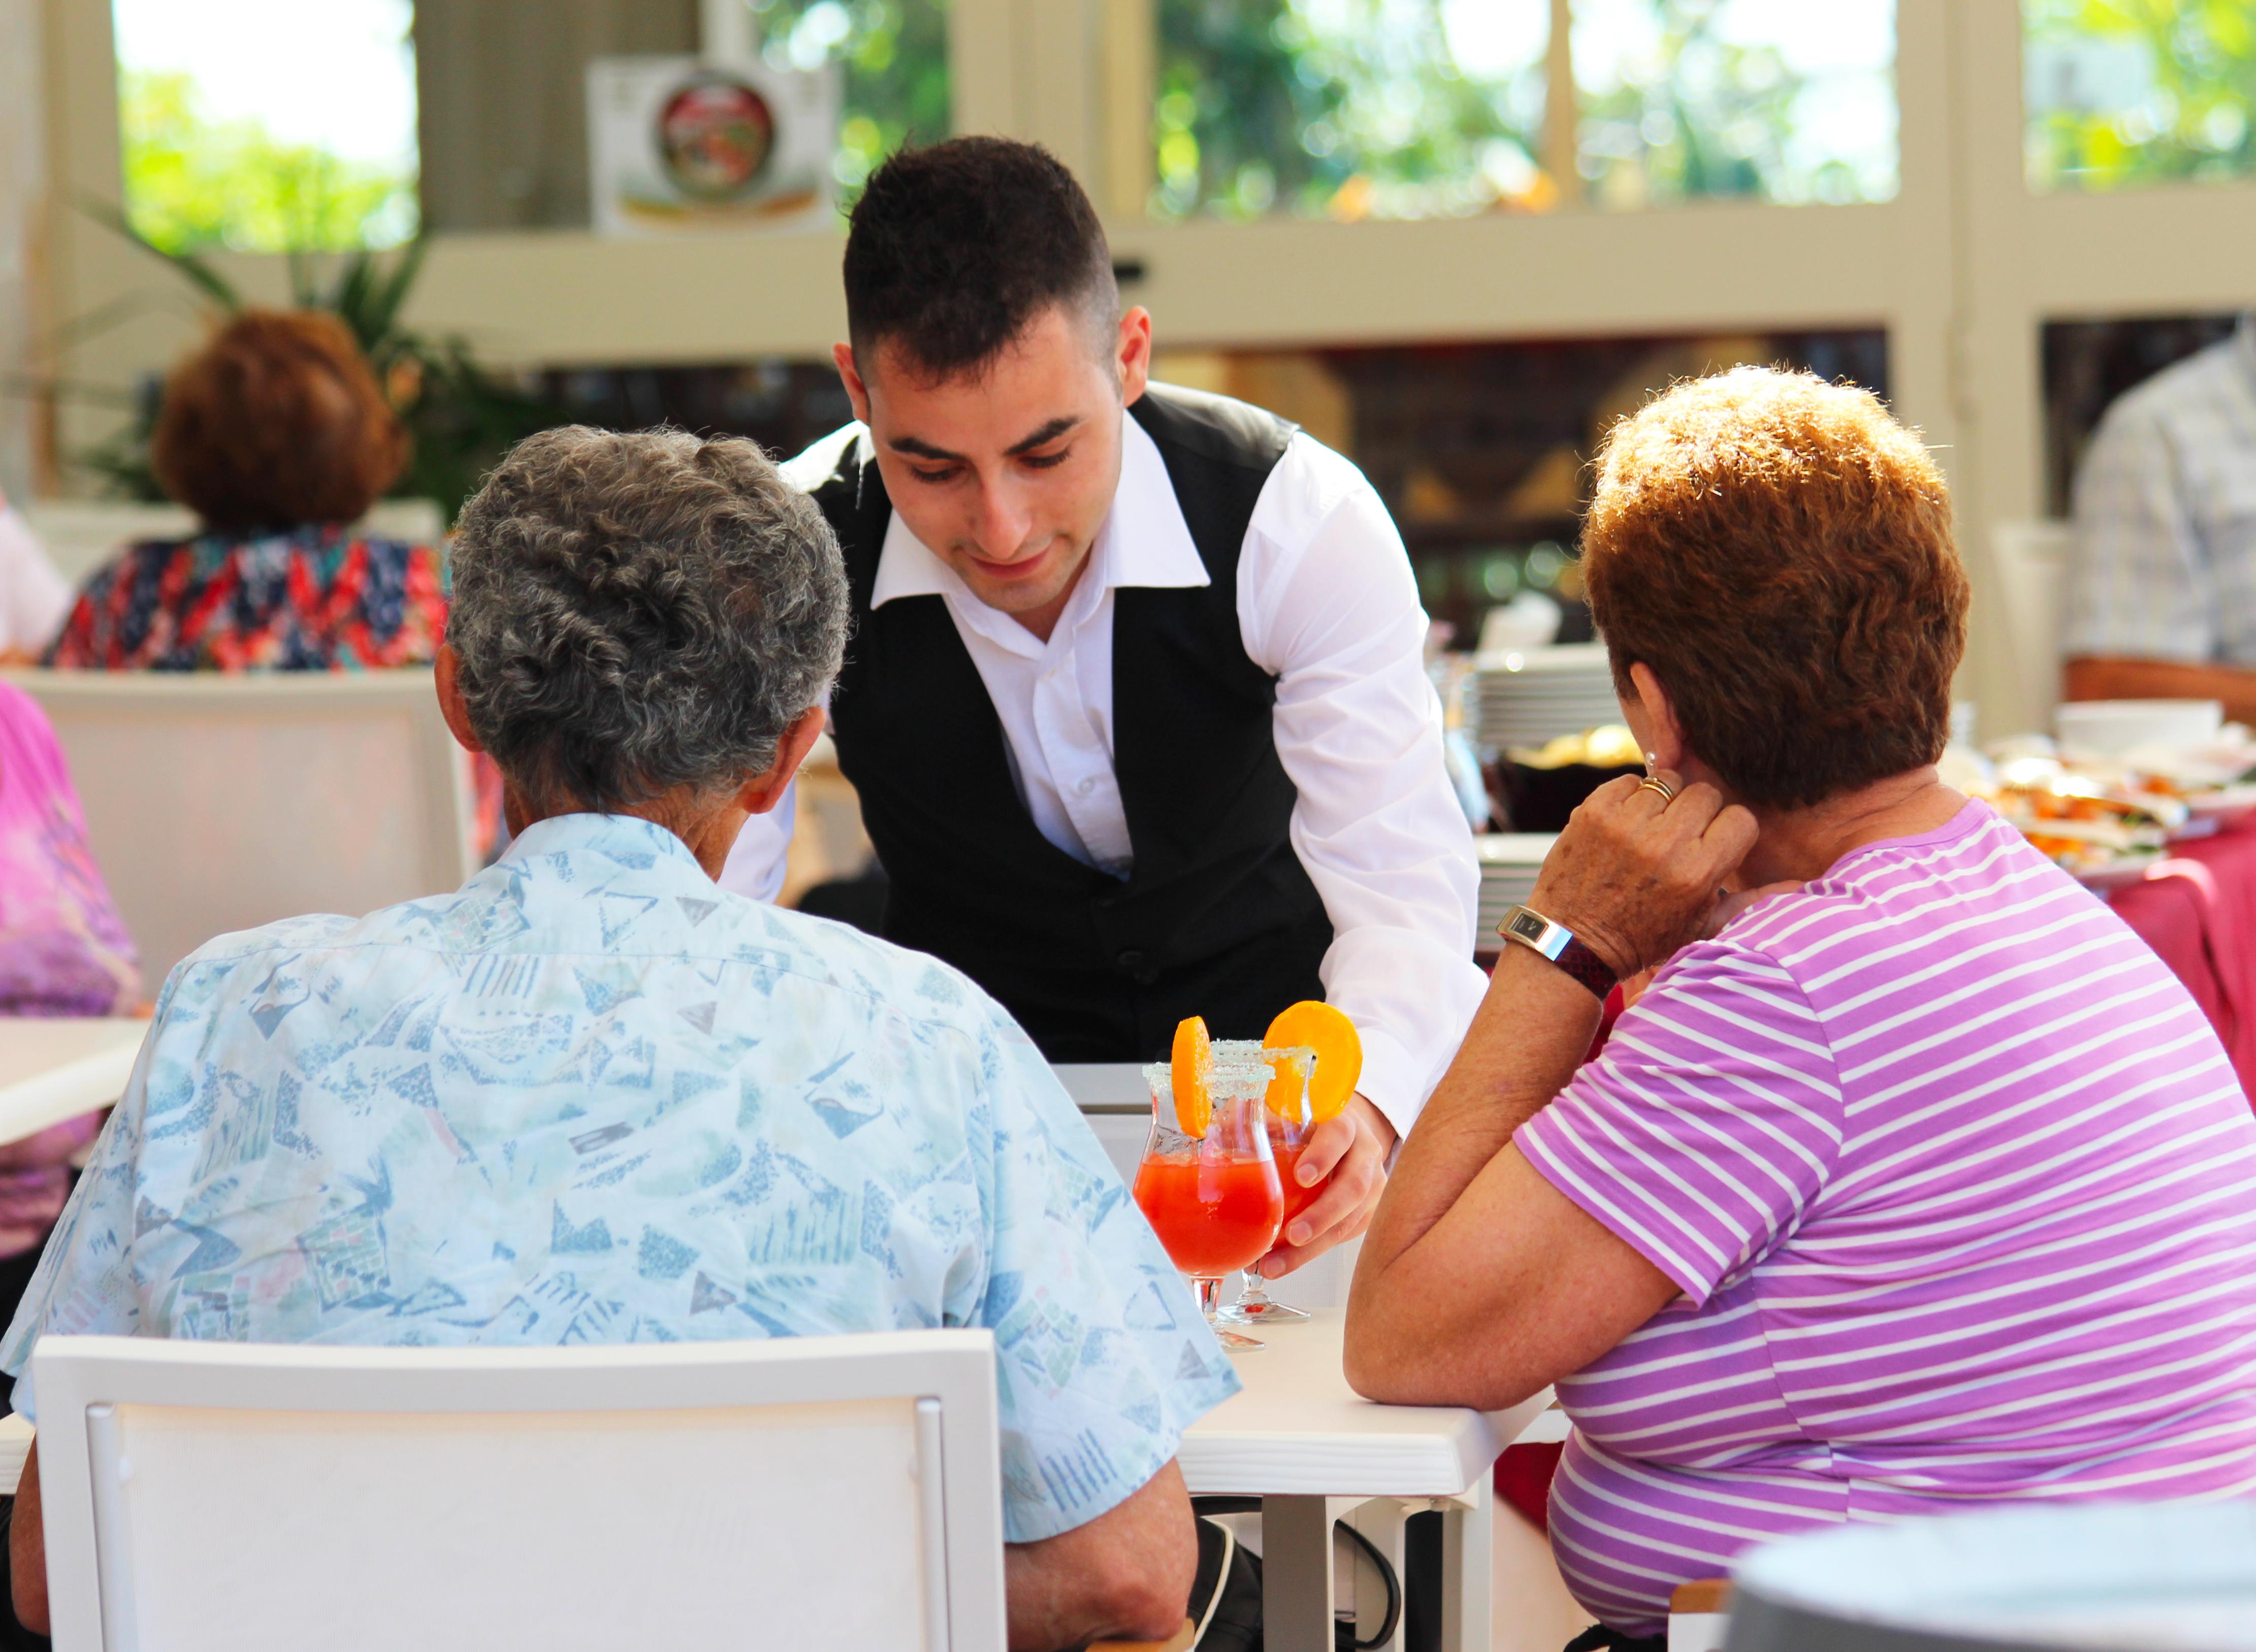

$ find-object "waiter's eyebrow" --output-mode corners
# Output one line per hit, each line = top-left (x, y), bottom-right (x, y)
(1005, 416), (1082, 455)
(889, 416), (1082, 464)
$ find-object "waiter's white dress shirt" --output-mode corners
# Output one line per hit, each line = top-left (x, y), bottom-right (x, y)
(722, 411), (1487, 1136)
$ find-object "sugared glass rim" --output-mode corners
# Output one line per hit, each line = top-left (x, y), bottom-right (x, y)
(1142, 1044), (1318, 1095)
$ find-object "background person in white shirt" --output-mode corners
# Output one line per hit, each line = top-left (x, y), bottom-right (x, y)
(721, 137), (1486, 1276)
(2063, 313), (2256, 722)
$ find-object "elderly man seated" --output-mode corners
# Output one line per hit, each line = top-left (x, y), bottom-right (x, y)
(0, 428), (1237, 1648)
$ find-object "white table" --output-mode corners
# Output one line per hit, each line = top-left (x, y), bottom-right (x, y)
(0, 1019), (146, 1147)
(1181, 1310), (1550, 1652)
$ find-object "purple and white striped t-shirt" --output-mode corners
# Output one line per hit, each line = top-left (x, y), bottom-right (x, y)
(1516, 799), (2256, 1634)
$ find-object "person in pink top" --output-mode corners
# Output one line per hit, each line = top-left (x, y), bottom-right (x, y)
(0, 680), (139, 1339)
(1347, 368), (2256, 1648)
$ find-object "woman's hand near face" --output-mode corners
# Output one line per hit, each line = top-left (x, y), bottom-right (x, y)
(1530, 771), (1761, 981)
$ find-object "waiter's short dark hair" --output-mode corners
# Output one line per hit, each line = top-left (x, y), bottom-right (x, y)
(844, 137), (1117, 382)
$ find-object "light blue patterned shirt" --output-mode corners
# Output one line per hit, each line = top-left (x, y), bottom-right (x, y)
(0, 813), (1238, 1541)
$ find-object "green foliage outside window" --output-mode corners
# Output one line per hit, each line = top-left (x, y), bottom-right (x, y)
(1576, 2), (1895, 209)
(2025, 0), (2256, 190)
(1152, 0), (1543, 222)
(754, 0), (950, 195)
(119, 70), (417, 254)
(1152, 0), (1897, 222)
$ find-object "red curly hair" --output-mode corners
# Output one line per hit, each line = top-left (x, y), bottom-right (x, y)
(1581, 367), (1968, 810)
(152, 309), (409, 531)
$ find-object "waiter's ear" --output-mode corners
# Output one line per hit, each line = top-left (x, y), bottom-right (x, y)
(833, 342), (872, 426)
(1116, 306), (1152, 406)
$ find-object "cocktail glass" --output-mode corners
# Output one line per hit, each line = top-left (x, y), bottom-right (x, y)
(1217, 1041), (1317, 1326)
(1132, 1053), (1284, 1352)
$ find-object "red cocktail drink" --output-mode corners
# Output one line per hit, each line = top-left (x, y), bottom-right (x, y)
(1133, 1150), (1284, 1277)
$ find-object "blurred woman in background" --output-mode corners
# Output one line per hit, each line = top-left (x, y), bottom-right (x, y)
(46, 309), (446, 671)
(0, 680), (138, 1331)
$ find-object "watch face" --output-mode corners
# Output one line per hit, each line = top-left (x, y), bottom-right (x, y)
(1507, 910), (1548, 943)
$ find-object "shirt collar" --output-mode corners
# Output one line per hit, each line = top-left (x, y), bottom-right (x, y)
(870, 412), (1210, 612)
(500, 812), (706, 875)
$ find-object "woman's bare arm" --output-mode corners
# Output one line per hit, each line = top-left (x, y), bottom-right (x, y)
(1347, 772), (1754, 1408)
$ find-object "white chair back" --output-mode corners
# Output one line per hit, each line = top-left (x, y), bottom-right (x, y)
(5, 669), (477, 998)
(1987, 519), (2075, 740)
(19, 500), (446, 587)
(31, 1331), (1007, 1652)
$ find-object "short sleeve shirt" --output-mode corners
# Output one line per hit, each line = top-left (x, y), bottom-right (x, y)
(0, 813), (1238, 1542)
(1515, 801), (2256, 1633)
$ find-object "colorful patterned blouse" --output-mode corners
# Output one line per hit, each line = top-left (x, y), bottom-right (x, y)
(45, 524), (447, 671)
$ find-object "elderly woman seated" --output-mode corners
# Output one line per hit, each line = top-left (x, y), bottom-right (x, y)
(1346, 369), (2256, 1647)
(1, 428), (1233, 1649)
(46, 309), (445, 671)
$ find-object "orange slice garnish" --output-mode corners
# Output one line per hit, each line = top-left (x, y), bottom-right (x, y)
(1263, 1001), (1362, 1124)
(1170, 1015), (1213, 1137)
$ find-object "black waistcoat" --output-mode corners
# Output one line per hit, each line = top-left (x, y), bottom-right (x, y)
(810, 383), (1333, 1062)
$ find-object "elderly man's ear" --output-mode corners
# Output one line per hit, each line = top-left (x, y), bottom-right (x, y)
(739, 706), (826, 816)
(435, 644), (482, 755)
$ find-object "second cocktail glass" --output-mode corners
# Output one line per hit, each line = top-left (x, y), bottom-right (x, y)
(1218, 1040), (1317, 1326)
(1131, 1052), (1284, 1352)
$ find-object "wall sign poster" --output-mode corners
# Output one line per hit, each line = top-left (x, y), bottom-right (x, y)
(587, 56), (838, 236)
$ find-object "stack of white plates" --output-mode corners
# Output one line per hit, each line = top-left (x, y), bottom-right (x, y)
(1471, 644), (1622, 753)
(1475, 834), (1555, 943)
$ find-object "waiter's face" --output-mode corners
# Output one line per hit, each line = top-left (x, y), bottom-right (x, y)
(835, 302), (1153, 634)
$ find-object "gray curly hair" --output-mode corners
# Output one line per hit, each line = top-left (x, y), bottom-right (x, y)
(447, 426), (847, 813)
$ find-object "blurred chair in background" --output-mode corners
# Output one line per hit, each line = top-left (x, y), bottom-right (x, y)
(5, 670), (473, 1003)
(0, 680), (139, 1334)
(44, 309), (447, 673)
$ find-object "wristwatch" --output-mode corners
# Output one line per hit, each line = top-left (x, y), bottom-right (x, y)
(1497, 904), (1618, 1002)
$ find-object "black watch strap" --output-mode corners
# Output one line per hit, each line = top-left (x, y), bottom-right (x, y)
(1497, 905), (1618, 1002)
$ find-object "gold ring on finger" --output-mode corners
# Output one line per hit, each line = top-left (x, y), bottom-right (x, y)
(1638, 775), (1678, 803)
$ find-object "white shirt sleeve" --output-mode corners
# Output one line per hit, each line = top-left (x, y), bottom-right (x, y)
(0, 504), (74, 654)
(1239, 437), (1487, 1138)
(715, 781), (795, 903)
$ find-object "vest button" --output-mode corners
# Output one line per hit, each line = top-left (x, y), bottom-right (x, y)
(1116, 949), (1149, 980)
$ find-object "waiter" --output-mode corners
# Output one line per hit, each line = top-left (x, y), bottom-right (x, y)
(723, 136), (1487, 1273)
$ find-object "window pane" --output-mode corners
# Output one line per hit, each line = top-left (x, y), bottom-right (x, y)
(1572, 0), (1898, 207)
(1153, 0), (1551, 222)
(112, 0), (419, 252)
(2024, 0), (2256, 192)
(1151, 0), (1896, 221)
(753, 0), (951, 194)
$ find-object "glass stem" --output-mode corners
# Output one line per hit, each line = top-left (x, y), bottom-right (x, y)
(1197, 1276), (1223, 1319)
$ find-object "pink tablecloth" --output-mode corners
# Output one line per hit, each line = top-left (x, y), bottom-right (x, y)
(2107, 822), (2256, 1106)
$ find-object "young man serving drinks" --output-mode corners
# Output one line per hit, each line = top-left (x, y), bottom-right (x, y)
(724, 138), (1487, 1276)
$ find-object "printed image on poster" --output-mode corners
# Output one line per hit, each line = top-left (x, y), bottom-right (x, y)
(587, 55), (839, 235)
